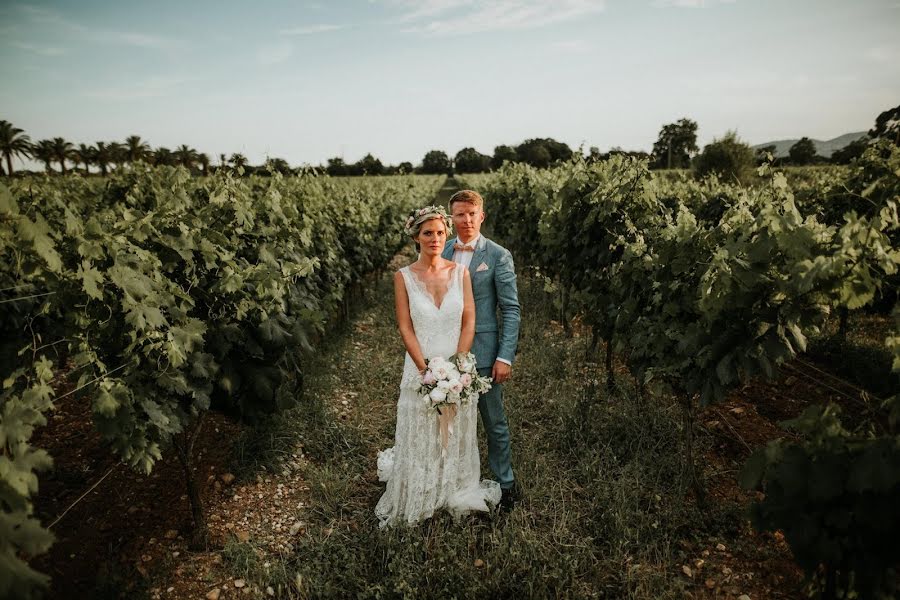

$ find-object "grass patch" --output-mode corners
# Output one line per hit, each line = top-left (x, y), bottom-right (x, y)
(248, 270), (714, 598)
(222, 537), (299, 596)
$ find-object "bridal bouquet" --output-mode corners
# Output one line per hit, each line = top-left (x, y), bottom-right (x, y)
(417, 352), (491, 451)
(417, 352), (492, 413)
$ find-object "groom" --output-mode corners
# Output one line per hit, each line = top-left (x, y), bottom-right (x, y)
(443, 190), (521, 510)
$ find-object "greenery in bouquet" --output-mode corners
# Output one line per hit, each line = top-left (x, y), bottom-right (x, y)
(417, 352), (491, 413)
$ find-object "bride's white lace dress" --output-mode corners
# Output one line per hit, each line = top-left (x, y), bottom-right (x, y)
(376, 264), (501, 528)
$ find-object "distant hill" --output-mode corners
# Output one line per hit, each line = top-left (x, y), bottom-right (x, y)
(752, 132), (867, 158)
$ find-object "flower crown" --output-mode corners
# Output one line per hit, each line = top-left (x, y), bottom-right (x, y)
(403, 205), (452, 237)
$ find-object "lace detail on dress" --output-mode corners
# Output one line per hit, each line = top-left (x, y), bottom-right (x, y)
(376, 263), (500, 527)
(402, 264), (461, 310)
(397, 265), (463, 391)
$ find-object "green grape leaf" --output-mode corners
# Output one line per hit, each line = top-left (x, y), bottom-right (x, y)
(77, 260), (105, 300)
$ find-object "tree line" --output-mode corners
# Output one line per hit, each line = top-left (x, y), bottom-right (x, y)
(660, 105), (899, 184)
(3, 105), (897, 178)
(0, 128), (218, 177)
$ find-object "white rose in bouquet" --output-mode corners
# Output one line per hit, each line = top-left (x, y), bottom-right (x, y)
(458, 354), (477, 373)
(416, 354), (493, 416)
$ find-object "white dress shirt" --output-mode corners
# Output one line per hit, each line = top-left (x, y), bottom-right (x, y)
(450, 234), (511, 367)
(451, 234), (480, 269)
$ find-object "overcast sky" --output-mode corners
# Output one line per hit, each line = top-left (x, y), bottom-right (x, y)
(2, 0), (899, 167)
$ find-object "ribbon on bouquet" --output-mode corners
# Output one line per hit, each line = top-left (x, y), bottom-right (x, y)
(437, 404), (458, 454)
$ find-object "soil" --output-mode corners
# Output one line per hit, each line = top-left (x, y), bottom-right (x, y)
(31, 382), (245, 598)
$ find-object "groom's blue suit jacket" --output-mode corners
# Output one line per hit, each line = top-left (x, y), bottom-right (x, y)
(442, 236), (521, 371)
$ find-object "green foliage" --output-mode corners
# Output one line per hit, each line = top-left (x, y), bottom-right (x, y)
(693, 130), (755, 184)
(467, 148), (900, 596)
(514, 137), (573, 168)
(0, 361), (56, 600)
(0, 168), (445, 595)
(491, 144), (517, 170)
(472, 155), (899, 405)
(740, 403), (900, 599)
(453, 147), (491, 173)
(355, 153), (384, 175)
(831, 136), (869, 165)
(828, 139), (900, 222)
(788, 137), (819, 165)
(421, 150), (451, 175)
(0, 120), (32, 177)
(869, 104), (900, 145)
(651, 118), (699, 169)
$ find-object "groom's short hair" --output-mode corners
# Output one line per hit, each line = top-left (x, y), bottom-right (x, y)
(448, 190), (484, 211)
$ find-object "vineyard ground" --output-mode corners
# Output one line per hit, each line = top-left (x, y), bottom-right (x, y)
(32, 262), (892, 598)
(29, 170), (893, 597)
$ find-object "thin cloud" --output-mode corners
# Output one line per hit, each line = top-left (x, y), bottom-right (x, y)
(280, 24), (345, 35)
(98, 30), (177, 50)
(84, 76), (193, 101)
(14, 3), (182, 50)
(9, 40), (67, 56)
(386, 0), (605, 35)
(388, 0), (476, 24)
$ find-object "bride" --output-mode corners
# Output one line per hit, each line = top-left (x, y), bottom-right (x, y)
(375, 205), (501, 528)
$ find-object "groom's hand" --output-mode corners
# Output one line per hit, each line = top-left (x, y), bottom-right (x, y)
(492, 361), (511, 384)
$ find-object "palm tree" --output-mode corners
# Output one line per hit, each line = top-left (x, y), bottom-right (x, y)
(74, 143), (94, 174)
(93, 142), (113, 176)
(197, 152), (210, 176)
(229, 153), (249, 170)
(154, 147), (173, 167)
(107, 142), (126, 171)
(174, 144), (198, 170)
(50, 137), (74, 174)
(124, 135), (151, 163)
(0, 120), (32, 176)
(33, 140), (55, 173)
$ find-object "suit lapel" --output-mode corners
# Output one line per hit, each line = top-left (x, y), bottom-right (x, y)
(470, 235), (487, 271)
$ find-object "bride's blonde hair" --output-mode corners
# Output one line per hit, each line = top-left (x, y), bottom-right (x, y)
(403, 205), (452, 251)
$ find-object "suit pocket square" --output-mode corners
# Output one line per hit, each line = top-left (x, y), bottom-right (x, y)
(476, 262), (489, 272)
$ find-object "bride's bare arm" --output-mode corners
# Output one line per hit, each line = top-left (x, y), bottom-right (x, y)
(394, 271), (427, 372)
(457, 268), (475, 354)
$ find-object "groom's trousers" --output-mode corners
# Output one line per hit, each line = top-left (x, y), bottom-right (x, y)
(477, 366), (515, 490)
